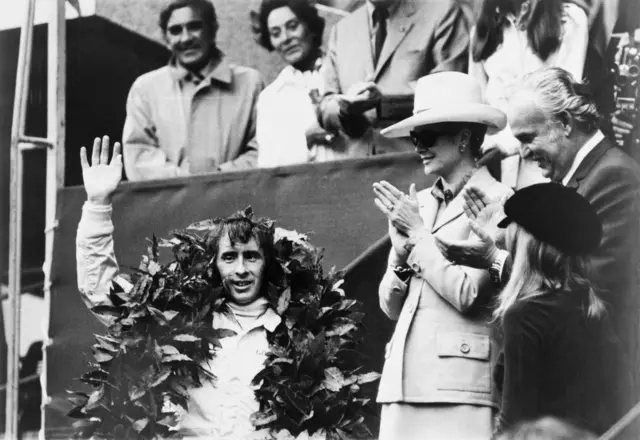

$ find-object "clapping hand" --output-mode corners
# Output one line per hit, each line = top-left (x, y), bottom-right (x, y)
(80, 136), (123, 206)
(462, 185), (494, 220)
(434, 186), (508, 269)
(373, 181), (424, 262)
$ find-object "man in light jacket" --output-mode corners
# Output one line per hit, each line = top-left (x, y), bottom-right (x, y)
(123, 0), (263, 181)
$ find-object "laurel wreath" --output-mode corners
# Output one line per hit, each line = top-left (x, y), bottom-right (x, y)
(67, 208), (379, 439)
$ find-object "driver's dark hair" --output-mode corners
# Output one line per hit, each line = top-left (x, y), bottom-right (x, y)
(205, 210), (282, 292)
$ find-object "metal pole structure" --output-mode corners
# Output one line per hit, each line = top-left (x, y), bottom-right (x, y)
(6, 0), (37, 437)
(41, 0), (66, 436)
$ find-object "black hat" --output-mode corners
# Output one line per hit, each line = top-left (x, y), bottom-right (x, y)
(498, 183), (602, 255)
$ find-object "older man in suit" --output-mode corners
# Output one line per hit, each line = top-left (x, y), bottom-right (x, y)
(318, 0), (469, 158)
(371, 72), (511, 439)
(436, 67), (640, 437)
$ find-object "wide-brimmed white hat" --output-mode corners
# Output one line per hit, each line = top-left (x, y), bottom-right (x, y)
(381, 72), (507, 138)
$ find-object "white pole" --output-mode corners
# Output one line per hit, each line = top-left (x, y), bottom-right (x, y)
(7, 0), (37, 437)
(40, 0), (66, 436)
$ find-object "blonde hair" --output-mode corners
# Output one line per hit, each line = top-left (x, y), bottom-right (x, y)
(493, 223), (606, 322)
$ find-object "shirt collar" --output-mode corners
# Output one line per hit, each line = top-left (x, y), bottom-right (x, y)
(216, 305), (281, 333)
(561, 130), (604, 186)
(169, 49), (232, 86)
(431, 166), (480, 204)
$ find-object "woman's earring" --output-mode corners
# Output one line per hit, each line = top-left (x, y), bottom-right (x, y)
(459, 144), (467, 154)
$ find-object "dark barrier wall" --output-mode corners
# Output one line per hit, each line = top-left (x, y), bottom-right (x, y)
(0, 16), (168, 287)
(45, 153), (430, 437)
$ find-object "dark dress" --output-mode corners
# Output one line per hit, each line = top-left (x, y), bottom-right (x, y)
(495, 290), (608, 435)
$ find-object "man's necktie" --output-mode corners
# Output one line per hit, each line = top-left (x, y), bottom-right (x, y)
(373, 7), (388, 67)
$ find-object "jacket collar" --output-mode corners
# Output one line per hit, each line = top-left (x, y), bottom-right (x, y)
(353, 0), (417, 80)
(432, 166), (496, 233)
(565, 137), (612, 189)
(373, 0), (417, 79)
(169, 49), (232, 87)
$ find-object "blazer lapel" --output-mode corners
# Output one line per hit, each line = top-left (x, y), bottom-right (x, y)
(374, 1), (416, 80)
(418, 189), (439, 231)
(432, 167), (495, 233)
(566, 139), (612, 189)
(351, 6), (375, 78)
(432, 195), (465, 234)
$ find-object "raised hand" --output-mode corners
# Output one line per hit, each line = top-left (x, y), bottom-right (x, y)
(433, 221), (500, 270)
(373, 181), (424, 237)
(80, 136), (123, 206)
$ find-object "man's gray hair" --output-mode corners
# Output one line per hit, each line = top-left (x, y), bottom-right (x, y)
(517, 67), (602, 133)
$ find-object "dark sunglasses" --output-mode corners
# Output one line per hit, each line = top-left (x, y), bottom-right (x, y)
(167, 21), (205, 36)
(409, 128), (455, 150)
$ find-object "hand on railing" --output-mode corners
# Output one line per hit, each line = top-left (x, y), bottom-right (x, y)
(80, 135), (123, 206)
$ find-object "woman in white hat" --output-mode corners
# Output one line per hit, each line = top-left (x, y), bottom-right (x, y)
(371, 72), (512, 439)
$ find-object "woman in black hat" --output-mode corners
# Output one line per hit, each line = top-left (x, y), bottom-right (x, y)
(492, 183), (608, 436)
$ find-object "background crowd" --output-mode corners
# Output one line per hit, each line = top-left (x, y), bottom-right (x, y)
(119, 0), (639, 183)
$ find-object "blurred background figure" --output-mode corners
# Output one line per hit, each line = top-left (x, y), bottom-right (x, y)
(122, 0), (263, 181)
(496, 416), (597, 440)
(469, 0), (589, 188)
(317, 0), (469, 159)
(17, 341), (43, 440)
(609, 28), (640, 160)
(252, 0), (346, 167)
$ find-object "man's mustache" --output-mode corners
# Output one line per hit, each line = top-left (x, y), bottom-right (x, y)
(176, 42), (202, 51)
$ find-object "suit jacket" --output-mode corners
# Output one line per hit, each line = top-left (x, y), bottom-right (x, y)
(565, 137), (640, 435)
(319, 0), (469, 157)
(377, 167), (511, 407)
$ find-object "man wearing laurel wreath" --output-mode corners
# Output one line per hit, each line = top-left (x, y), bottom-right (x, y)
(74, 136), (333, 439)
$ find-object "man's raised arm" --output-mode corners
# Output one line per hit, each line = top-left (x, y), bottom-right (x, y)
(76, 136), (131, 326)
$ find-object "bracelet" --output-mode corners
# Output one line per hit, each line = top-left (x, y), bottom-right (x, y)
(489, 250), (509, 285)
(390, 263), (413, 282)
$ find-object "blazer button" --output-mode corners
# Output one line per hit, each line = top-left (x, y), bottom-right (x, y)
(460, 343), (470, 354)
(411, 262), (420, 272)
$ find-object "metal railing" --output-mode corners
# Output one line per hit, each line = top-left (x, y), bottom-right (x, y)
(5, 0), (65, 438)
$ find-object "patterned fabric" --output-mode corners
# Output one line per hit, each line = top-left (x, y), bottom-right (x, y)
(430, 167), (479, 205)
(430, 178), (454, 205)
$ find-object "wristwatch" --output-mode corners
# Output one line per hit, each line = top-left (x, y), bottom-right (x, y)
(390, 263), (413, 282)
(488, 249), (509, 285)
